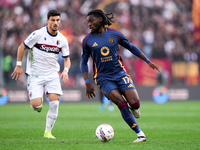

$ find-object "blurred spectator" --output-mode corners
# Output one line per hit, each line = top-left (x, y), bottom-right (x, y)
(0, 0), (199, 86)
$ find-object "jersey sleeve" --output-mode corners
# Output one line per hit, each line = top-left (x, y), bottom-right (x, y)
(23, 29), (42, 49)
(80, 37), (90, 73)
(117, 31), (142, 57)
(61, 37), (70, 58)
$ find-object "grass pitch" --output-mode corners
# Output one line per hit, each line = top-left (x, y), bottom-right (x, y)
(0, 101), (199, 150)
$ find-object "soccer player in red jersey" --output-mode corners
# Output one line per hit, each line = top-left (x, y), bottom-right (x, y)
(81, 9), (161, 142)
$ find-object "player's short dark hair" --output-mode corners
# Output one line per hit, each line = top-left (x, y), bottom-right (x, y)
(87, 9), (114, 26)
(47, 10), (61, 19)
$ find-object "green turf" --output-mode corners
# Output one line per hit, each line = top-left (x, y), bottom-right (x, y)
(0, 101), (199, 150)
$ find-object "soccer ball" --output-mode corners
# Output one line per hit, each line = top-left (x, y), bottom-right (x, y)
(95, 124), (114, 142)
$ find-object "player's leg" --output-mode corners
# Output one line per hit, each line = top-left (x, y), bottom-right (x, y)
(99, 80), (145, 142)
(113, 77), (146, 142)
(123, 89), (141, 118)
(108, 89), (142, 133)
(44, 76), (62, 139)
(28, 76), (44, 112)
(119, 76), (141, 118)
(122, 89), (146, 142)
(44, 93), (60, 139)
(30, 98), (43, 112)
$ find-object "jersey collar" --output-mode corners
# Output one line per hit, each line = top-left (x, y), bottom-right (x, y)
(46, 26), (58, 37)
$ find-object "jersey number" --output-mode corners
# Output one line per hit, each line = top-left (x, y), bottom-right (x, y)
(122, 76), (130, 84)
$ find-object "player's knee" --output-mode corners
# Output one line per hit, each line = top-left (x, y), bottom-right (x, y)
(30, 98), (43, 111)
(130, 100), (140, 109)
(118, 101), (128, 110)
(47, 93), (60, 101)
(30, 104), (42, 111)
(49, 100), (59, 108)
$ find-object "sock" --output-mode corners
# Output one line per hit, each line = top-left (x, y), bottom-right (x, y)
(45, 101), (59, 132)
(130, 100), (140, 110)
(118, 101), (141, 133)
(30, 104), (42, 111)
(137, 130), (146, 137)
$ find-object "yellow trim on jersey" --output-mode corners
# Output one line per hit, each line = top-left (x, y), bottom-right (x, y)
(118, 57), (126, 72)
(118, 57), (134, 83)
(93, 62), (98, 84)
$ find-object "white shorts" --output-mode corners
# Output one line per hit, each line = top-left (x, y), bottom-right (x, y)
(27, 73), (63, 100)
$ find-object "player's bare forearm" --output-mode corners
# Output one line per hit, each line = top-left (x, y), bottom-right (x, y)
(63, 57), (71, 71)
(82, 72), (89, 80)
(17, 43), (26, 61)
(61, 57), (71, 83)
(11, 43), (26, 80)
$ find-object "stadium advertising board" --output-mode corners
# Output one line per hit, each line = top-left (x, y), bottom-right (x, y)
(1, 85), (199, 104)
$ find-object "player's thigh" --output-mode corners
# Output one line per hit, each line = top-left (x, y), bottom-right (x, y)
(27, 75), (44, 102)
(117, 76), (135, 92)
(47, 93), (60, 101)
(30, 97), (43, 107)
(122, 89), (140, 105)
(108, 88), (125, 105)
(45, 77), (62, 101)
(99, 80), (118, 98)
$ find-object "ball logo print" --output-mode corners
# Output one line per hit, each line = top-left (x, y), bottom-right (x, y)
(95, 124), (114, 142)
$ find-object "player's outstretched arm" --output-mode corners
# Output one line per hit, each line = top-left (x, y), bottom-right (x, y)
(11, 43), (25, 80)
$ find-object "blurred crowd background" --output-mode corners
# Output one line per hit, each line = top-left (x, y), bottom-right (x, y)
(1, 0), (200, 88)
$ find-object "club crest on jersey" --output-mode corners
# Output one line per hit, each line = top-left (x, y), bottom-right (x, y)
(44, 37), (47, 41)
(57, 40), (60, 45)
(109, 38), (114, 43)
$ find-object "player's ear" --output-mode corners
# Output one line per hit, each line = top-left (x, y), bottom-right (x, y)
(98, 17), (104, 24)
(98, 16), (103, 22)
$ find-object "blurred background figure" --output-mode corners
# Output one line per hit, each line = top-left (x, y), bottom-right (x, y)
(99, 92), (114, 112)
(0, 0), (200, 104)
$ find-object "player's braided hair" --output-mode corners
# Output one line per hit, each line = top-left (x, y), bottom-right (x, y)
(87, 9), (114, 26)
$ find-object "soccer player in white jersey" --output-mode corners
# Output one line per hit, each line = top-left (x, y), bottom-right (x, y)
(11, 10), (71, 139)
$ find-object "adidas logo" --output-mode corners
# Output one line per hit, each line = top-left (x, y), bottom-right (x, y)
(92, 42), (98, 47)
(128, 84), (133, 88)
(131, 123), (137, 128)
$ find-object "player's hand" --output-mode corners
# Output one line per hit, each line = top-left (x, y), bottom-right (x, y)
(60, 70), (69, 83)
(147, 61), (161, 73)
(11, 66), (23, 80)
(85, 82), (96, 99)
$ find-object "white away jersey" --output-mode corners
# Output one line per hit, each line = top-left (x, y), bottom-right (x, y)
(24, 26), (69, 76)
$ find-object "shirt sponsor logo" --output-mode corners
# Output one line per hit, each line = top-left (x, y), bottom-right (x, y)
(35, 43), (61, 53)
(100, 46), (110, 56)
